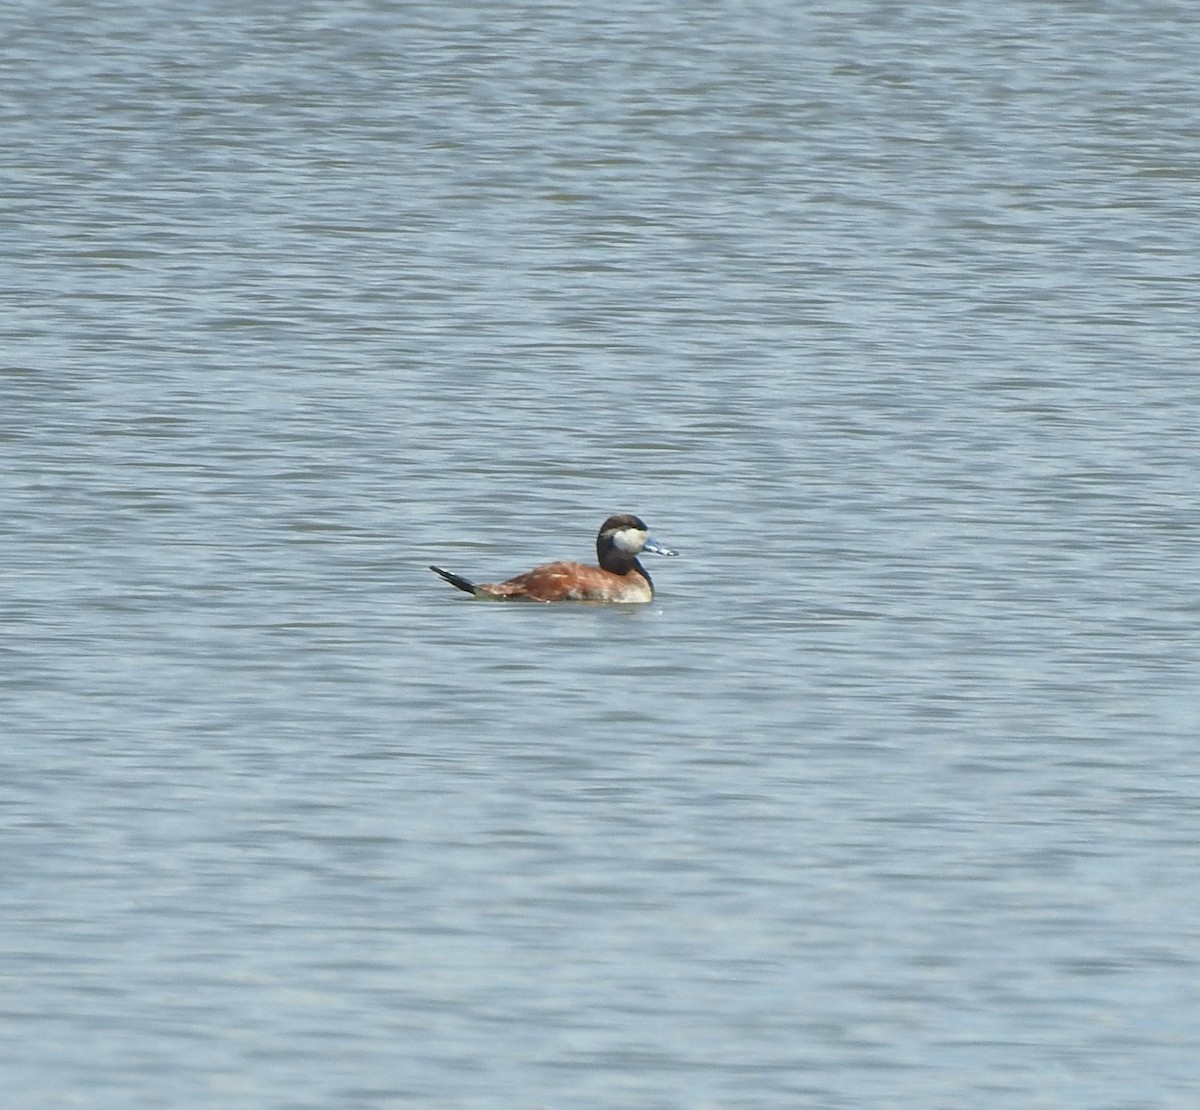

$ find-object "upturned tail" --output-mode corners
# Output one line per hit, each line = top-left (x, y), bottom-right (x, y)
(429, 565), (479, 596)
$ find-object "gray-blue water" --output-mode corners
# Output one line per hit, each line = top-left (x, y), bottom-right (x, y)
(4, 1), (1199, 1106)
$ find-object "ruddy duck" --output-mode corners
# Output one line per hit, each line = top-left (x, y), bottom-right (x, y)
(430, 513), (678, 603)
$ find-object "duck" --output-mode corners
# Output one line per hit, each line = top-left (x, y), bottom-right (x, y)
(430, 513), (677, 603)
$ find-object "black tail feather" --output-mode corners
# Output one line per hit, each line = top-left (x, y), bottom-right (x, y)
(429, 565), (479, 596)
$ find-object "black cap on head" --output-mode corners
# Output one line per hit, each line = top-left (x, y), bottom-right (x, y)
(599, 514), (646, 534)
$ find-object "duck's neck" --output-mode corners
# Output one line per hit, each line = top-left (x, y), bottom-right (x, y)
(597, 537), (642, 578)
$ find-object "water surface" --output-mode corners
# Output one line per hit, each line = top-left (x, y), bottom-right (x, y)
(3, 2), (1199, 1107)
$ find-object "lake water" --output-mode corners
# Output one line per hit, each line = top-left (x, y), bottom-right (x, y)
(3, 1), (1199, 1106)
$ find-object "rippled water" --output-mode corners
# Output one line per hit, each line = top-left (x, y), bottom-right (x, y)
(4, 1), (1199, 1107)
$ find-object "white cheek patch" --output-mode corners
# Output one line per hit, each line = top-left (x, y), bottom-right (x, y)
(610, 528), (647, 555)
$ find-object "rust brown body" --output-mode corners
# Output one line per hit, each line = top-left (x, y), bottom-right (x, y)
(470, 561), (654, 603)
